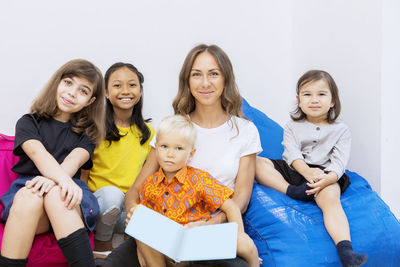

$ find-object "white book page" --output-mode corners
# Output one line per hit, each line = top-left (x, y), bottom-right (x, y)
(125, 205), (183, 260)
(177, 222), (238, 261)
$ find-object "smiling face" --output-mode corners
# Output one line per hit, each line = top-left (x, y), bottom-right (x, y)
(297, 79), (335, 124)
(155, 132), (196, 181)
(189, 52), (225, 108)
(106, 67), (142, 114)
(55, 76), (95, 122)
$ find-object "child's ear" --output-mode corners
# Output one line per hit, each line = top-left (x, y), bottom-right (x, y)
(86, 97), (96, 107)
(187, 148), (196, 162)
(330, 100), (335, 108)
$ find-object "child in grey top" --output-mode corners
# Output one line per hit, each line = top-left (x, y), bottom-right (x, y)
(255, 70), (367, 267)
(283, 119), (351, 180)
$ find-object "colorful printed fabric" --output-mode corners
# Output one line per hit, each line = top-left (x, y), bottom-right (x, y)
(139, 166), (233, 225)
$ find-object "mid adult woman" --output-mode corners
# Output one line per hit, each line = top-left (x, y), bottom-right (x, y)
(96, 44), (262, 267)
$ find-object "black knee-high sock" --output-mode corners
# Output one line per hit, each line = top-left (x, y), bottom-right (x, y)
(0, 254), (27, 267)
(336, 240), (368, 267)
(57, 228), (95, 267)
(286, 182), (314, 201)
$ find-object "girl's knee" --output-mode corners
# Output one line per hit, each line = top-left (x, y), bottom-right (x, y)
(256, 157), (275, 177)
(96, 186), (125, 208)
(11, 187), (44, 214)
(316, 184), (341, 206)
(256, 156), (272, 168)
(43, 186), (64, 206)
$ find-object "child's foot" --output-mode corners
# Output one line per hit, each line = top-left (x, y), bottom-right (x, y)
(286, 182), (314, 201)
(337, 240), (368, 267)
(93, 239), (113, 259)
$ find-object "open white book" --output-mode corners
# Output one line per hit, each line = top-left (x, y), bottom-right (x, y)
(125, 204), (238, 262)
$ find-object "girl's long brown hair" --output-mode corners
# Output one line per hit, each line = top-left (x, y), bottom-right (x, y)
(30, 59), (105, 144)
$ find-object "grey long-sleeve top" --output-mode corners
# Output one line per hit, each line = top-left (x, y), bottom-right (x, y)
(282, 119), (351, 179)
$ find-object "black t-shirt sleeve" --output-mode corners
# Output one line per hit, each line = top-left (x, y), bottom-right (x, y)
(13, 114), (42, 156)
(76, 134), (96, 170)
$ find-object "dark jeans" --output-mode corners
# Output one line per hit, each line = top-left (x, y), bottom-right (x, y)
(95, 237), (248, 267)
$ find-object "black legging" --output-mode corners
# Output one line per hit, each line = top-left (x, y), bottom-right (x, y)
(95, 237), (249, 267)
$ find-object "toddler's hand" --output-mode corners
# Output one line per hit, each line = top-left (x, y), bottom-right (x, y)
(306, 173), (336, 197)
(304, 168), (325, 183)
(25, 176), (55, 197)
(184, 220), (207, 229)
(125, 204), (137, 227)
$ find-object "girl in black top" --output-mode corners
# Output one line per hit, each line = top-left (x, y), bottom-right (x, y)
(0, 59), (105, 267)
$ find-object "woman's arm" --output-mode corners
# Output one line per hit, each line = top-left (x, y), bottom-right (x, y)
(125, 148), (159, 223)
(232, 153), (256, 214)
(219, 198), (244, 232)
(206, 153), (257, 225)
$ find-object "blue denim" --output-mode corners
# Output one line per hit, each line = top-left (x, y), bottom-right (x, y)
(93, 186), (126, 241)
(0, 176), (99, 232)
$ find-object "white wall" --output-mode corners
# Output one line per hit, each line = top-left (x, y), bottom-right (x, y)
(381, 0), (400, 218)
(292, 0), (382, 192)
(0, 0), (293, 135)
(0, 1), (396, 214)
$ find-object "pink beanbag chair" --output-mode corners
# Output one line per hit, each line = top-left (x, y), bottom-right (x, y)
(0, 133), (94, 267)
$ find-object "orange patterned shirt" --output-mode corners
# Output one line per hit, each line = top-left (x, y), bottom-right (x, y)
(139, 165), (233, 225)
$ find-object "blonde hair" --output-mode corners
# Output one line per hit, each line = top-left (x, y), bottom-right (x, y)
(30, 59), (105, 144)
(172, 44), (244, 118)
(156, 115), (197, 148)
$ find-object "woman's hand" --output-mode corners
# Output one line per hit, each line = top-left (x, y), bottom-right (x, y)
(25, 176), (55, 197)
(57, 177), (83, 210)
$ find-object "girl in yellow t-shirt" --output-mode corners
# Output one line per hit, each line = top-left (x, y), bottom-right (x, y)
(81, 62), (154, 256)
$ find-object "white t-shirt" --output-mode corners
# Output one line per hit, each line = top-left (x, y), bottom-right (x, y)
(151, 116), (262, 190)
(190, 116), (262, 190)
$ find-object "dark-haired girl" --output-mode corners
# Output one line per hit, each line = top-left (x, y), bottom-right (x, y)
(256, 70), (368, 267)
(81, 63), (154, 257)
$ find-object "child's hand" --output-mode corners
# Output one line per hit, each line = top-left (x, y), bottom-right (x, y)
(25, 176), (55, 197)
(125, 204), (137, 227)
(304, 168), (325, 183)
(306, 173), (336, 197)
(57, 177), (82, 210)
(184, 220), (207, 229)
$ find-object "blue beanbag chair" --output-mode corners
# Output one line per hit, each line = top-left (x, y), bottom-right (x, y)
(241, 98), (400, 266)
